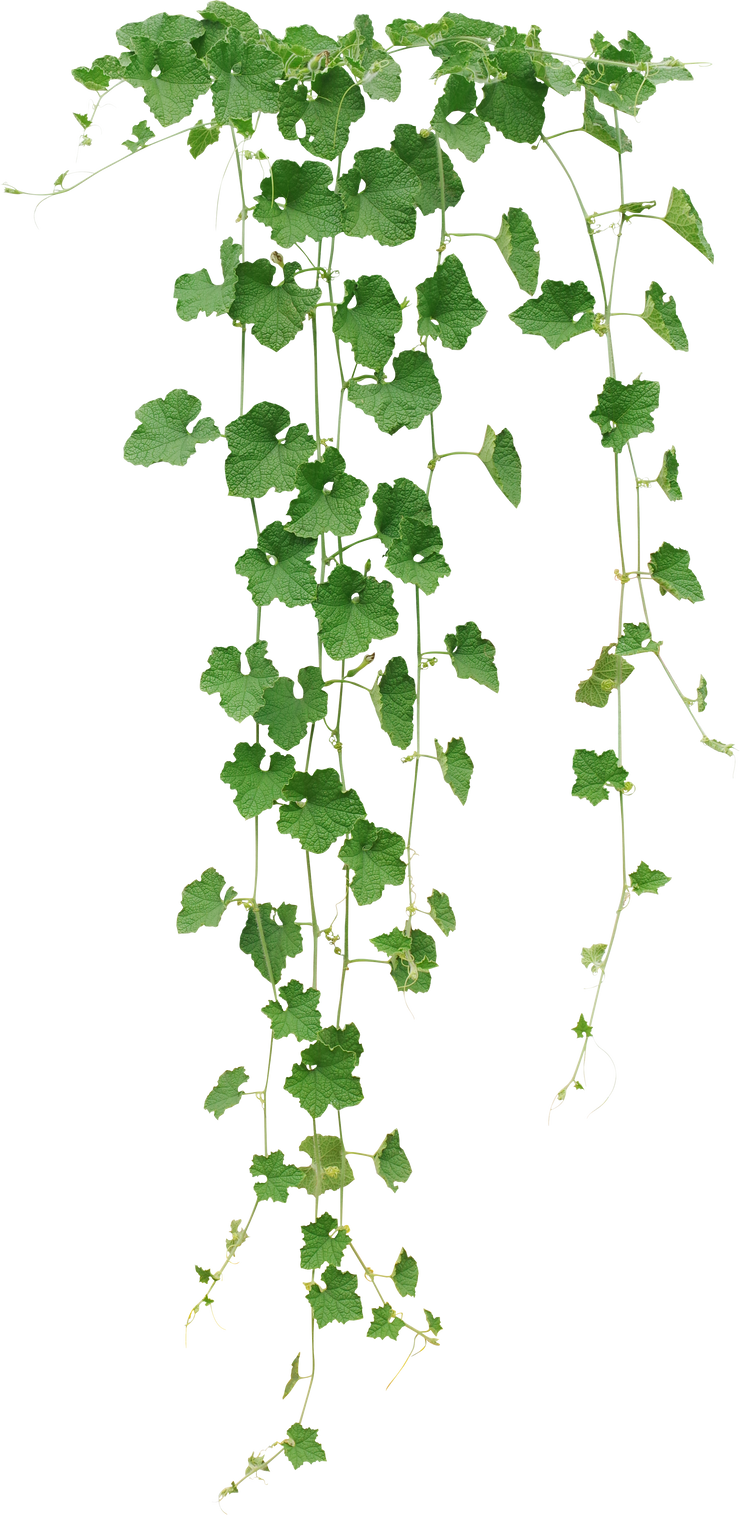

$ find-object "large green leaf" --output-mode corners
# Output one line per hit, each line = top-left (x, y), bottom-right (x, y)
(339, 147), (420, 246)
(333, 275), (403, 372)
(277, 768), (365, 854)
(224, 401), (314, 497)
(285, 1041), (363, 1117)
(235, 521), (317, 607)
(348, 350), (441, 435)
(250, 1150), (304, 1203)
(277, 67), (365, 160)
(390, 123), (463, 216)
(367, 1302), (402, 1340)
(432, 75), (489, 161)
(615, 622), (660, 655)
(583, 92), (633, 152)
(174, 237), (241, 321)
(590, 377), (660, 452)
(435, 736), (473, 804)
(417, 254), (486, 350)
(648, 542), (704, 602)
(306, 1265), (363, 1327)
(576, 34), (656, 116)
(287, 448), (368, 537)
(373, 476), (432, 546)
(261, 979), (321, 1042)
(373, 1128), (412, 1191)
(494, 207), (540, 294)
(385, 518), (450, 595)
(117, 35), (211, 126)
(509, 280), (595, 349)
(478, 50), (547, 142)
(369, 656), (416, 749)
(445, 622), (499, 692)
(177, 868), (236, 933)
(300, 1212), (349, 1269)
(315, 565), (398, 659)
(251, 158), (341, 246)
(229, 259), (320, 351)
(338, 819), (406, 905)
(571, 748), (629, 805)
(200, 639), (278, 721)
(208, 28), (280, 123)
(258, 666), (328, 750)
(297, 1132), (355, 1196)
(204, 1066), (249, 1118)
(640, 282), (688, 351)
(282, 1424), (326, 1469)
(575, 647), (634, 707)
(663, 187), (713, 262)
(239, 902), (303, 983)
(220, 740), (295, 819)
(124, 389), (220, 466)
(477, 425), (521, 505)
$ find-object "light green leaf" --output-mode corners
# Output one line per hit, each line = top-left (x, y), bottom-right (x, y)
(306, 1265), (363, 1327)
(297, 1132), (355, 1196)
(282, 1353), (301, 1399)
(177, 867), (237, 933)
(174, 237), (240, 320)
(657, 446), (682, 501)
(701, 736), (734, 756)
(315, 565), (398, 659)
(239, 902), (303, 983)
(417, 254), (486, 350)
(220, 740), (295, 819)
(697, 675), (708, 713)
(527, 31), (578, 95)
(333, 275), (403, 372)
(590, 377), (660, 452)
(117, 15), (205, 45)
(630, 862), (671, 895)
(435, 736), (473, 804)
(224, 401), (314, 498)
(432, 75), (489, 161)
(250, 1149), (304, 1202)
(208, 29), (280, 124)
(581, 943), (607, 972)
(385, 519), (450, 595)
(392, 1248), (418, 1298)
(385, 18), (449, 46)
(615, 622), (660, 654)
(373, 476), (432, 547)
(278, 768), (365, 854)
(235, 521), (317, 608)
(257, 666), (328, 750)
(424, 1309), (442, 1335)
(427, 889), (456, 935)
(367, 1302), (402, 1340)
(300, 1213), (349, 1270)
(278, 66), (365, 160)
(349, 350), (441, 435)
(205, 1066), (248, 1118)
(572, 748), (629, 805)
(663, 186), (713, 262)
(510, 280), (595, 350)
(648, 542), (704, 602)
(283, 1423), (326, 1469)
(494, 207), (540, 294)
(124, 389), (220, 466)
(187, 119), (221, 158)
(200, 639), (278, 722)
(252, 158), (341, 246)
(119, 36), (211, 127)
(390, 123), (463, 216)
(261, 979), (321, 1042)
(477, 50), (547, 142)
(339, 819), (406, 905)
(583, 92), (633, 152)
(640, 281), (688, 351)
(477, 425), (521, 505)
(575, 646), (634, 707)
(445, 621), (498, 692)
(122, 120), (154, 151)
(369, 656), (416, 750)
(572, 1014), (592, 1039)
(72, 55), (128, 91)
(339, 147), (420, 246)
(287, 448), (368, 537)
(376, 924), (436, 995)
(285, 1041), (363, 1118)
(576, 36), (655, 116)
(229, 258), (320, 351)
(373, 1129), (412, 1192)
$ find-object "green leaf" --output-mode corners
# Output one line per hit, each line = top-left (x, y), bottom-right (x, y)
(250, 1149), (304, 1202)
(300, 1213), (349, 1270)
(122, 119), (155, 151)
(261, 979), (321, 1042)
(220, 740), (295, 819)
(283, 1424), (326, 1469)
(571, 748), (629, 805)
(427, 889), (456, 936)
(477, 424), (522, 505)
(630, 862), (671, 896)
(287, 448), (368, 537)
(527, 31), (578, 96)
(187, 119), (221, 158)
(385, 18), (450, 46)
(373, 1129), (412, 1192)
(339, 819), (406, 905)
(416, 254), (486, 350)
(388, 927), (437, 995)
(174, 237), (240, 321)
(367, 1301), (402, 1340)
(445, 621), (498, 693)
(333, 275), (403, 372)
(590, 377), (660, 453)
(373, 476), (432, 546)
(72, 55), (127, 91)
(615, 622), (660, 655)
(510, 280), (595, 350)
(640, 281), (688, 352)
(697, 675), (708, 714)
(208, 29), (280, 124)
(224, 401), (314, 498)
(657, 446), (682, 501)
(432, 75), (489, 161)
(229, 258), (320, 351)
(424, 1309), (441, 1335)
(339, 147), (420, 246)
(315, 565), (398, 660)
(200, 639), (278, 722)
(297, 1133), (355, 1196)
(369, 656), (416, 750)
(285, 1041), (363, 1118)
(177, 867), (236, 933)
(575, 647), (634, 708)
(572, 1014), (592, 1039)
(663, 187), (713, 262)
(702, 737), (734, 756)
(306, 1265), (363, 1328)
(195, 1264), (214, 1284)
(205, 1066), (249, 1118)
(117, 15), (206, 45)
(278, 768), (366, 854)
(477, 51), (547, 143)
(258, 666), (328, 751)
(390, 124), (463, 216)
(435, 736), (473, 805)
(582, 92), (633, 152)
(648, 542), (704, 602)
(123, 389), (219, 466)
(239, 902), (303, 983)
(349, 350), (441, 435)
(386, 519), (450, 596)
(117, 35), (211, 127)
(278, 67), (364, 160)
(494, 207), (540, 295)
(581, 943), (607, 973)
(576, 36), (656, 117)
(392, 1248), (418, 1297)
(282, 1353), (301, 1398)
(235, 521), (317, 608)
(252, 158), (341, 247)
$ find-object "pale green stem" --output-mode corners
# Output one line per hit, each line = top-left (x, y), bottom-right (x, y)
(306, 853), (319, 990)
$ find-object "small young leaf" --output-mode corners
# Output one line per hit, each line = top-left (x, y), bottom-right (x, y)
(174, 236), (240, 320)
(177, 867), (237, 933)
(315, 565), (398, 659)
(388, 928), (435, 995)
(435, 737), (473, 804)
(333, 275), (403, 371)
(640, 282), (688, 352)
(258, 667), (328, 750)
(348, 350), (442, 435)
(124, 390), (220, 467)
(239, 902), (303, 983)
(283, 1423), (326, 1469)
(572, 1014), (592, 1039)
(252, 158), (341, 246)
(306, 1265), (363, 1327)
(229, 258), (320, 351)
(373, 476), (432, 546)
(220, 741), (295, 820)
(494, 207), (540, 294)
(385, 519), (450, 595)
(575, 647), (634, 707)
(224, 401), (315, 498)
(582, 92), (633, 152)
(392, 1248), (418, 1297)
(427, 889), (456, 935)
(261, 979), (321, 1042)
(195, 1264), (214, 1284)
(663, 187), (713, 262)
(590, 377), (660, 452)
(235, 521), (318, 607)
(297, 1133), (355, 1196)
(478, 50), (547, 143)
(367, 1302), (402, 1339)
(445, 622), (499, 692)
(122, 120), (155, 152)
(373, 1129), (412, 1192)
(701, 737), (734, 756)
(282, 1353), (301, 1398)
(200, 639), (278, 722)
(572, 748), (629, 805)
(630, 862), (671, 895)
(648, 542), (704, 602)
(432, 75), (489, 161)
(417, 254), (486, 350)
(657, 446), (682, 501)
(250, 1149), (304, 1202)
(369, 656), (416, 750)
(390, 123), (463, 216)
(287, 448), (368, 538)
(205, 1066), (249, 1118)
(697, 675), (708, 713)
(424, 1309), (442, 1335)
(187, 119), (221, 158)
(615, 622), (660, 655)
(581, 943), (607, 973)
(509, 280), (595, 349)
(339, 819), (406, 905)
(278, 768), (366, 854)
(285, 1041), (363, 1118)
(339, 147), (420, 246)
(478, 426), (521, 505)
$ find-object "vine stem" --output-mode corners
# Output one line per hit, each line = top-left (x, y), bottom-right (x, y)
(346, 1240), (438, 1345)
(306, 853), (319, 991)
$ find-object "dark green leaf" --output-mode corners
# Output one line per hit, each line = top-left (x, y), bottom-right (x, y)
(224, 401), (314, 498)
(187, 119), (221, 158)
(297, 1132), (355, 1196)
(590, 377), (660, 452)
(200, 639), (278, 722)
(373, 1128), (412, 1192)
(283, 1424), (326, 1469)
(572, 1014), (592, 1038)
(300, 1213), (349, 1270)
(229, 258), (320, 351)
(177, 867), (236, 933)
(445, 621), (498, 692)
(510, 280), (595, 349)
(657, 446), (682, 501)
(239, 902), (303, 983)
(349, 350), (441, 435)
(287, 448), (368, 537)
(235, 521), (317, 607)
(250, 1149), (304, 1202)
(277, 767), (366, 854)
(417, 254), (486, 350)
(432, 75), (489, 161)
(478, 51), (547, 143)
(124, 389), (220, 466)
(374, 925), (437, 995)
(435, 736), (473, 804)
(373, 476), (432, 546)
(427, 889), (456, 935)
(581, 943), (607, 972)
(333, 275), (403, 371)
(648, 542), (704, 602)
(315, 565), (398, 659)
(367, 1301), (402, 1339)
(289, 66), (364, 159)
(117, 35), (211, 127)
(576, 36), (656, 116)
(205, 1066), (248, 1118)
(285, 1041), (363, 1118)
(319, 1022), (363, 1063)
(572, 748), (629, 805)
(252, 158), (341, 246)
(386, 518), (450, 595)
(575, 647), (634, 707)
(615, 622), (660, 654)
(663, 187), (713, 262)
(174, 236), (240, 321)
(338, 819), (406, 905)
(282, 1353), (301, 1398)
(494, 207), (540, 294)
(306, 1265), (363, 1327)
(641, 281), (688, 351)
(195, 1264), (214, 1284)
(369, 656), (416, 750)
(258, 666), (328, 750)
(339, 147), (420, 246)
(583, 92), (632, 152)
(630, 861), (671, 895)
(424, 1309), (441, 1334)
(261, 979), (321, 1042)
(220, 740), (295, 819)
(392, 1248), (418, 1297)
(208, 29), (280, 123)
(390, 124), (463, 216)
